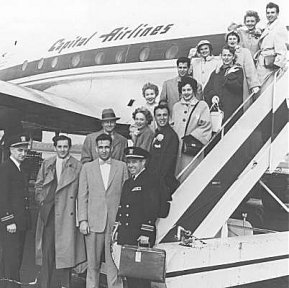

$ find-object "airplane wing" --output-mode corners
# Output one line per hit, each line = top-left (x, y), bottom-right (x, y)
(0, 79), (102, 135)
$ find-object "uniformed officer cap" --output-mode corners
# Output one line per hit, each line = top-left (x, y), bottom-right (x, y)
(7, 134), (29, 147)
(124, 146), (150, 159)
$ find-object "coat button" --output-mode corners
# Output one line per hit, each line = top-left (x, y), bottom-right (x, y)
(184, 110), (187, 114)
(125, 223), (129, 226)
(183, 119), (186, 122)
(126, 205), (129, 208)
(70, 212), (74, 216)
(119, 214), (122, 217)
(70, 196), (74, 199)
(126, 214), (129, 217)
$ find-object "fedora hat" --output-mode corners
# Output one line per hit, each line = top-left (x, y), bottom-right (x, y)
(101, 108), (120, 121)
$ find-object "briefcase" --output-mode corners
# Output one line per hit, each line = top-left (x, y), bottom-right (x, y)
(118, 244), (166, 282)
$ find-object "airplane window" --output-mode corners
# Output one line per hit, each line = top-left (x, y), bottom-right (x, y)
(115, 50), (125, 63)
(37, 58), (44, 69)
(95, 52), (105, 65)
(51, 57), (58, 68)
(139, 47), (150, 62)
(71, 54), (81, 67)
(21, 60), (28, 71)
(165, 45), (179, 59)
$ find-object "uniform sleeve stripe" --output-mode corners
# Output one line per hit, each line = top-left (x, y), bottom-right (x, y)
(141, 224), (154, 231)
(1, 215), (14, 222)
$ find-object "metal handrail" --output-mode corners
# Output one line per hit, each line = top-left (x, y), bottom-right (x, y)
(176, 67), (286, 181)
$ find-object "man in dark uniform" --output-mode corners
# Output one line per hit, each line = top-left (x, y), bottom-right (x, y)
(148, 104), (179, 206)
(0, 134), (30, 288)
(116, 147), (160, 288)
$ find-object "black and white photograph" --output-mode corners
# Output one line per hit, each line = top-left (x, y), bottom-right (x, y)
(0, 0), (288, 287)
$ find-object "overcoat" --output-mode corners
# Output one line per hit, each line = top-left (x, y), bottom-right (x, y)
(35, 156), (86, 269)
(148, 124), (179, 196)
(256, 19), (288, 85)
(234, 46), (260, 110)
(0, 158), (30, 230)
(204, 65), (244, 122)
(172, 98), (212, 178)
(81, 130), (127, 163)
(132, 125), (154, 152)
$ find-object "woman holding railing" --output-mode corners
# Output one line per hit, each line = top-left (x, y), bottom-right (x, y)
(204, 45), (244, 125)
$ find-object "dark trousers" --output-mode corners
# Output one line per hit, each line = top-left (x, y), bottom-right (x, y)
(0, 227), (26, 288)
(40, 210), (71, 288)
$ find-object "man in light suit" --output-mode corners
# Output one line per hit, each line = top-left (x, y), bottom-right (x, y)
(160, 57), (203, 115)
(256, 2), (288, 85)
(78, 133), (128, 288)
(81, 108), (127, 163)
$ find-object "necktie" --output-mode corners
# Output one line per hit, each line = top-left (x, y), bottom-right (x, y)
(99, 159), (112, 165)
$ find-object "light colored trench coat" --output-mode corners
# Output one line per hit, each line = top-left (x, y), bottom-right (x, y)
(35, 156), (86, 269)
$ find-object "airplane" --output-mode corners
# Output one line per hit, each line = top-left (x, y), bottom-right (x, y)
(0, 0), (288, 287)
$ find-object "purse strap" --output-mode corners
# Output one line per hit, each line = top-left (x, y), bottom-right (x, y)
(183, 101), (199, 137)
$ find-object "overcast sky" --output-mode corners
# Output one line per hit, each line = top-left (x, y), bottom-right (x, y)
(0, 0), (288, 46)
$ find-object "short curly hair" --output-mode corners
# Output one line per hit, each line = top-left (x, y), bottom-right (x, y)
(244, 10), (260, 24)
(226, 31), (241, 43)
(142, 82), (159, 98)
(132, 107), (153, 125)
(178, 76), (198, 95)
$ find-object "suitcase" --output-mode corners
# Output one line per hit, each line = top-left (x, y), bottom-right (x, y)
(118, 244), (166, 282)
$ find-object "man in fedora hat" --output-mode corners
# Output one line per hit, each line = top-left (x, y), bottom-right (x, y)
(0, 134), (30, 288)
(115, 147), (161, 288)
(81, 108), (127, 163)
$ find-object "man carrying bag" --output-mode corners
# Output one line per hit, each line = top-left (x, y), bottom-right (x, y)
(114, 147), (165, 288)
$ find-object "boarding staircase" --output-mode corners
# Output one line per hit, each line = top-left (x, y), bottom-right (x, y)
(156, 67), (288, 243)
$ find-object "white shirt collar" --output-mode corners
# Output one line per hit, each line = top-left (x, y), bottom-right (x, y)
(133, 167), (146, 180)
(10, 156), (21, 171)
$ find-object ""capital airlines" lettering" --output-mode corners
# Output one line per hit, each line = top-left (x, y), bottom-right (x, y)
(48, 23), (174, 53)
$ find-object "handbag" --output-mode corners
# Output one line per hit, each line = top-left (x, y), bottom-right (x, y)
(117, 244), (166, 282)
(264, 54), (276, 69)
(181, 102), (203, 156)
(210, 103), (224, 133)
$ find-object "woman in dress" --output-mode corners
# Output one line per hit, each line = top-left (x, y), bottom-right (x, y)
(172, 76), (212, 179)
(129, 107), (154, 151)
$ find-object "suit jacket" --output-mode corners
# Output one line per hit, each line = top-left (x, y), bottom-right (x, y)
(35, 155), (86, 269)
(0, 158), (30, 230)
(81, 130), (127, 164)
(116, 169), (160, 246)
(78, 158), (128, 233)
(160, 76), (181, 114)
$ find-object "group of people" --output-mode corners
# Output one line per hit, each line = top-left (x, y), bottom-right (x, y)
(0, 2), (287, 288)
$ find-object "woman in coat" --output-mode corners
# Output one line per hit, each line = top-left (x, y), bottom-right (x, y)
(172, 76), (212, 180)
(228, 10), (262, 58)
(226, 31), (260, 111)
(129, 107), (154, 151)
(204, 45), (244, 125)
